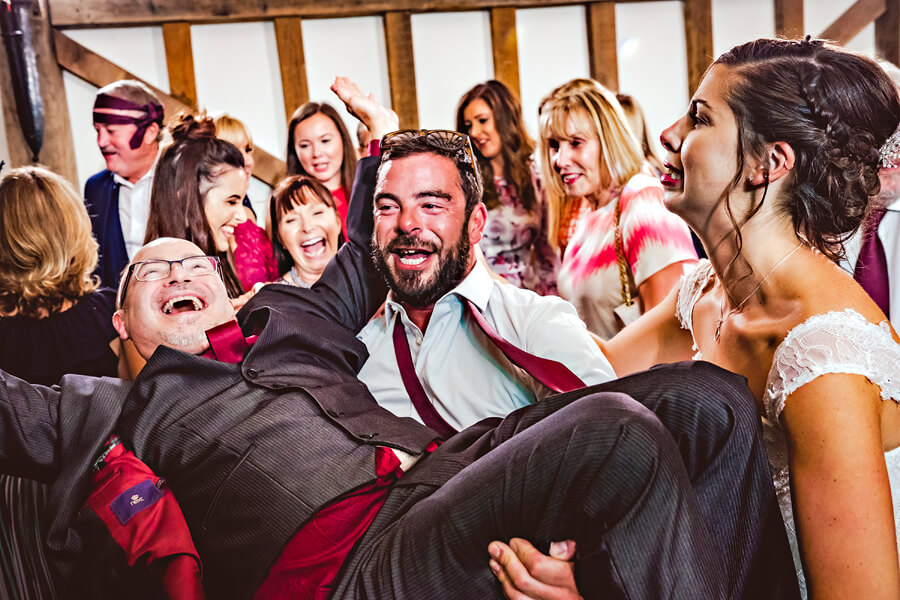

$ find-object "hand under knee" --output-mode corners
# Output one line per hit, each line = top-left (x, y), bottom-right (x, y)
(488, 538), (583, 600)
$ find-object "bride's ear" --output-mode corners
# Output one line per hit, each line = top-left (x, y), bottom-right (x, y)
(764, 142), (795, 183)
(746, 142), (795, 187)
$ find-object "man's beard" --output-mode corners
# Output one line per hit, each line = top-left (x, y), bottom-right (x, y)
(160, 328), (209, 351)
(372, 227), (471, 309)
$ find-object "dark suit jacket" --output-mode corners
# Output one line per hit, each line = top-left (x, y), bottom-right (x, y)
(84, 169), (128, 288)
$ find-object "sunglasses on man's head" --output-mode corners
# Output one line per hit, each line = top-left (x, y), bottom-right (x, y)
(380, 129), (480, 180)
(117, 255), (220, 309)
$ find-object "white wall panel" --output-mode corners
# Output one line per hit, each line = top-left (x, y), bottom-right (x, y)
(193, 22), (285, 161)
(712, 0), (775, 58)
(616, 1), (689, 154)
(411, 11), (493, 130)
(301, 16), (390, 136)
(63, 72), (104, 193)
(516, 5), (590, 139)
(65, 27), (169, 92)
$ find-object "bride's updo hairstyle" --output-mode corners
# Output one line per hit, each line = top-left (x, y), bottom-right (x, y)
(715, 37), (900, 262)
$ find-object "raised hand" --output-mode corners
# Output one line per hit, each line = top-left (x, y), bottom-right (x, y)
(330, 77), (399, 141)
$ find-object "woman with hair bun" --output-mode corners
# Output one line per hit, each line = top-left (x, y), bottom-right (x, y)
(286, 102), (357, 239)
(144, 114), (252, 304)
(456, 80), (559, 294)
(492, 38), (900, 600)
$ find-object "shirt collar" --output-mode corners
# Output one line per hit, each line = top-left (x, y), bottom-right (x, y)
(112, 152), (158, 188)
(383, 259), (494, 325)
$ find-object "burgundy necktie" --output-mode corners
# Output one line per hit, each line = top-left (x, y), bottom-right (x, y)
(854, 208), (891, 319)
(463, 299), (586, 393)
(391, 300), (587, 439)
(392, 318), (458, 439)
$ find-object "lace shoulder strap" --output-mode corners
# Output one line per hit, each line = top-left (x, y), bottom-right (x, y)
(676, 259), (714, 335)
(765, 309), (900, 421)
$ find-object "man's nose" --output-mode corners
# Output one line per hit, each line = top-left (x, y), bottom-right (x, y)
(397, 206), (422, 233)
(168, 262), (192, 283)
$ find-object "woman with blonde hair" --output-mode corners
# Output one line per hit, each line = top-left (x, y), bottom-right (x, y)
(0, 165), (119, 385)
(539, 78), (696, 339)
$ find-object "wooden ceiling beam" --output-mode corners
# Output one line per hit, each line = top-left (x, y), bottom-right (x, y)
(586, 2), (618, 92)
(876, 0), (900, 66)
(47, 0), (649, 28)
(162, 22), (198, 107)
(774, 0), (804, 39)
(490, 7), (520, 98)
(683, 0), (713, 97)
(819, 0), (886, 46)
(274, 17), (310, 125)
(384, 11), (419, 130)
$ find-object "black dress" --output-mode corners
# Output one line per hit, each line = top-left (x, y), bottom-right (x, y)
(0, 288), (118, 599)
(0, 288), (118, 386)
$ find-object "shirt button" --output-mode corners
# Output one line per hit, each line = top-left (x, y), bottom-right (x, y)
(246, 368), (259, 379)
(415, 337), (423, 347)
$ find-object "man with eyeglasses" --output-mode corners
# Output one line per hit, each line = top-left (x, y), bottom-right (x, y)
(0, 89), (793, 600)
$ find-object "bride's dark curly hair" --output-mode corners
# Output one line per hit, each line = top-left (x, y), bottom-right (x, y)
(716, 37), (900, 263)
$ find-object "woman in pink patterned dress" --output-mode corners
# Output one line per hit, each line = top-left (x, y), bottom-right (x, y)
(539, 78), (697, 339)
(456, 80), (559, 295)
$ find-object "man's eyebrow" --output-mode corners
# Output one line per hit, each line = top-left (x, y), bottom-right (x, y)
(374, 192), (399, 203)
(415, 190), (452, 201)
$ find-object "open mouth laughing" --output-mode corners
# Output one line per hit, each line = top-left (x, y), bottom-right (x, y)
(160, 294), (205, 315)
(300, 237), (328, 257)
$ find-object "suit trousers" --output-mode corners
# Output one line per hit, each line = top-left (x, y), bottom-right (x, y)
(336, 362), (799, 600)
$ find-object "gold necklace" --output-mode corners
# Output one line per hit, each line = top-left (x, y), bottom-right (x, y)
(714, 241), (803, 342)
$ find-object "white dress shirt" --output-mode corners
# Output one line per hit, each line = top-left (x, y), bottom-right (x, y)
(114, 167), (154, 260)
(841, 197), (900, 329)
(357, 260), (616, 430)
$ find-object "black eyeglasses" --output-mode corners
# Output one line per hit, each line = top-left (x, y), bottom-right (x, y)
(381, 129), (480, 180)
(117, 255), (220, 309)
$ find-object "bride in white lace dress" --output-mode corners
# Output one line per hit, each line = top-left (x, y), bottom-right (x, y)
(599, 39), (900, 599)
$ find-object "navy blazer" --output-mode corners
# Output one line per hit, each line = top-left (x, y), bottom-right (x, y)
(84, 170), (128, 288)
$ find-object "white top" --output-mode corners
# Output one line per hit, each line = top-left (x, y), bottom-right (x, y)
(677, 260), (900, 597)
(113, 168), (154, 260)
(357, 260), (616, 430)
(841, 197), (900, 330)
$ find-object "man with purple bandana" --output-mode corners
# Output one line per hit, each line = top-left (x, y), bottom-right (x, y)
(85, 80), (164, 287)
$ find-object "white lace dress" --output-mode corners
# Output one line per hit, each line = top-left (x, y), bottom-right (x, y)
(677, 261), (900, 597)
